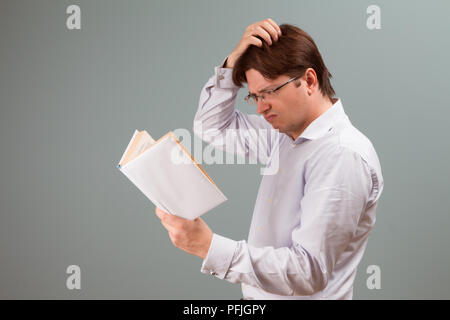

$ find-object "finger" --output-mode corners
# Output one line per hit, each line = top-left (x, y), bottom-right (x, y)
(162, 213), (192, 232)
(161, 219), (178, 234)
(155, 208), (179, 227)
(261, 21), (279, 41)
(254, 26), (272, 45)
(156, 211), (179, 231)
(249, 36), (263, 47)
(165, 211), (190, 223)
(155, 207), (168, 220)
(155, 208), (180, 235)
(267, 18), (282, 36)
(155, 207), (163, 219)
(168, 231), (182, 248)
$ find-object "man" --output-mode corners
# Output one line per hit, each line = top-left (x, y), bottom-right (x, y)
(154, 19), (384, 299)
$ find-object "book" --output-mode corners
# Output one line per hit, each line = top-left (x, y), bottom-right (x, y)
(117, 130), (227, 220)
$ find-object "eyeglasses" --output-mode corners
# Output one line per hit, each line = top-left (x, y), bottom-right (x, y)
(245, 76), (301, 105)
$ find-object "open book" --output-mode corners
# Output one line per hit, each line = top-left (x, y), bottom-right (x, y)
(117, 130), (227, 220)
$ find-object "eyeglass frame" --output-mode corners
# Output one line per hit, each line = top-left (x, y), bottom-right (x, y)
(244, 75), (301, 105)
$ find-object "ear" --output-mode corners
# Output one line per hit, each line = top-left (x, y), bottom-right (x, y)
(304, 68), (318, 95)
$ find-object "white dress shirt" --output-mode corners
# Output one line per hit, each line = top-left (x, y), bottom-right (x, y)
(193, 58), (384, 300)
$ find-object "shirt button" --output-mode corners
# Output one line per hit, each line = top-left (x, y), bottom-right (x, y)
(218, 75), (224, 80)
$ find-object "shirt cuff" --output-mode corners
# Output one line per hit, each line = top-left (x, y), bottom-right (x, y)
(214, 57), (240, 89)
(200, 233), (238, 280)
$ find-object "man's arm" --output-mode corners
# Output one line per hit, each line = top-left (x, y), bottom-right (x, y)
(200, 146), (374, 296)
(193, 19), (282, 165)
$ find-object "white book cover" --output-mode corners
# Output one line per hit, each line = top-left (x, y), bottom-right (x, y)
(117, 130), (227, 220)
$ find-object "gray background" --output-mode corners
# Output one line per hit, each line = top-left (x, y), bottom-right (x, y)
(0, 0), (449, 299)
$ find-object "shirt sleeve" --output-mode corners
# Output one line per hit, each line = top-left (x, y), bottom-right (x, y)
(200, 145), (373, 296)
(193, 57), (279, 166)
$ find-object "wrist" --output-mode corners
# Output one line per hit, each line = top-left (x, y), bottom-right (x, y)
(201, 231), (214, 259)
(225, 54), (237, 68)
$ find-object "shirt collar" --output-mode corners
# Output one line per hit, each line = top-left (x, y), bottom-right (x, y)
(291, 98), (347, 144)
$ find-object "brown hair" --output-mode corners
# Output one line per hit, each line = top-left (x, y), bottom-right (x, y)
(232, 24), (335, 99)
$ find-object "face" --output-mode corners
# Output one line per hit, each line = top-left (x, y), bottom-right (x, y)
(245, 68), (312, 139)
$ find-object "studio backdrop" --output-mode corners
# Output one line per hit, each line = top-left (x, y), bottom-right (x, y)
(0, 0), (449, 299)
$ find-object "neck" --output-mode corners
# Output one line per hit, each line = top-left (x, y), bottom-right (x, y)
(289, 96), (335, 141)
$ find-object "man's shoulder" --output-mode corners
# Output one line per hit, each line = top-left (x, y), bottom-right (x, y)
(337, 123), (377, 164)
(302, 116), (384, 200)
(313, 120), (382, 173)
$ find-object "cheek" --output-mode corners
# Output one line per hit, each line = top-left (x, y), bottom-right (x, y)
(289, 89), (307, 112)
(279, 95), (302, 117)
(275, 100), (306, 128)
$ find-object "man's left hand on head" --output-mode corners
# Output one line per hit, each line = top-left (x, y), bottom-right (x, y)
(154, 207), (213, 259)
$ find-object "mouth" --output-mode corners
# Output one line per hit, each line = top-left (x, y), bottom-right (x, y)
(264, 114), (277, 122)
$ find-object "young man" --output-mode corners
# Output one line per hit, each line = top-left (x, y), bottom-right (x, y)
(155, 19), (384, 299)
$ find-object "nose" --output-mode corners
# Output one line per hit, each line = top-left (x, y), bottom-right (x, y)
(256, 99), (270, 115)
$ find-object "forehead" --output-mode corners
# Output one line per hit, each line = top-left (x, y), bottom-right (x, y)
(245, 69), (287, 94)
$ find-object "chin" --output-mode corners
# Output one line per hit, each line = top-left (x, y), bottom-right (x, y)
(271, 123), (283, 132)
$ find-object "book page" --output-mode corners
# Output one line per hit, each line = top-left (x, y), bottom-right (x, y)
(134, 130), (156, 156)
(120, 130), (156, 166)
